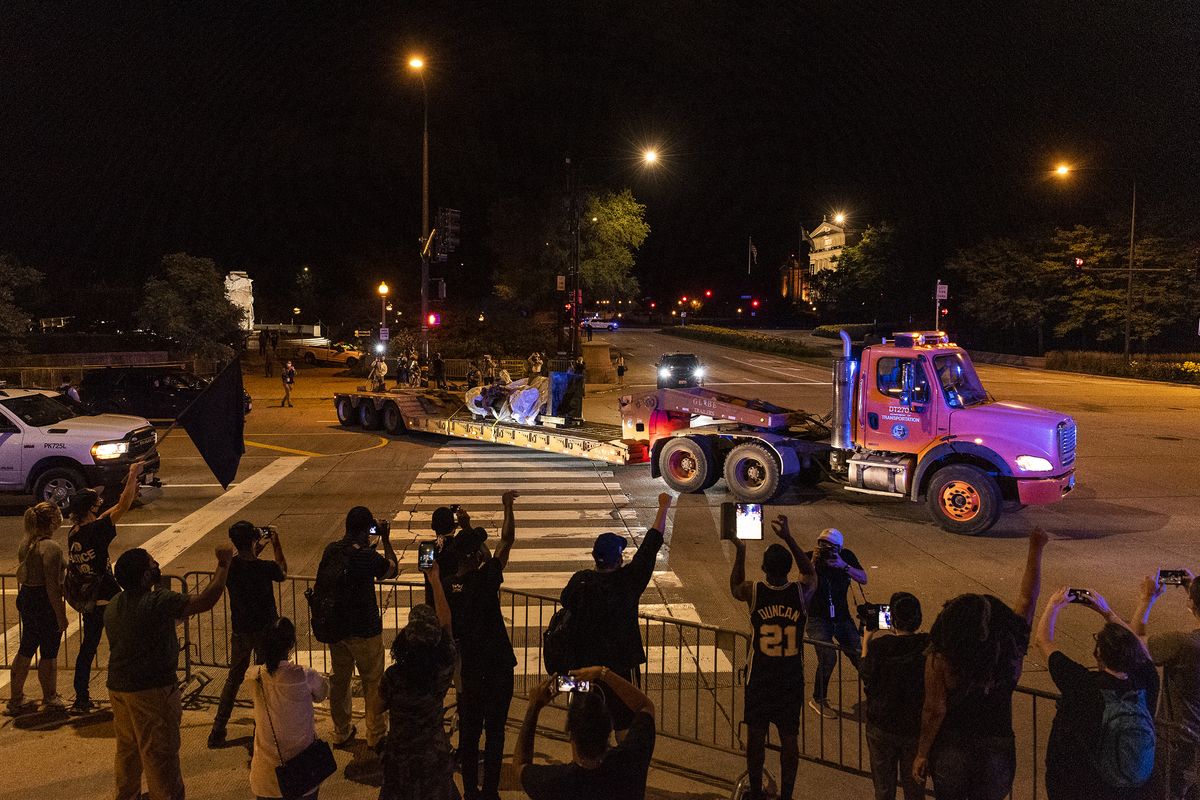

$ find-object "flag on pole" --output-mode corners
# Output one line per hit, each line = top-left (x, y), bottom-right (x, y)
(747, 236), (758, 274)
(178, 357), (246, 489)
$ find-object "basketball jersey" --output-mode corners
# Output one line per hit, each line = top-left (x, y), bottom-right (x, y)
(747, 581), (806, 687)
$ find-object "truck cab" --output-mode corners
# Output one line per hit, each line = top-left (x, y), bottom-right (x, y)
(846, 331), (1076, 533)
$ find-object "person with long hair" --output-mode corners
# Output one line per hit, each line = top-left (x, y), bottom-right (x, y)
(912, 526), (1049, 800)
(250, 617), (329, 800)
(64, 461), (142, 714)
(5, 501), (68, 714)
(378, 559), (457, 800)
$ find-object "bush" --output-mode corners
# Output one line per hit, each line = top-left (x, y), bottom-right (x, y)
(812, 323), (905, 340)
(659, 325), (827, 360)
(1044, 351), (1200, 384)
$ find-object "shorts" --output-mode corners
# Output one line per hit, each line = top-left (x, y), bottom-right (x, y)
(17, 583), (62, 659)
(598, 667), (641, 731)
(745, 680), (803, 737)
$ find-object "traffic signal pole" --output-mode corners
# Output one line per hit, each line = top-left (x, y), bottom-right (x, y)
(419, 75), (430, 360)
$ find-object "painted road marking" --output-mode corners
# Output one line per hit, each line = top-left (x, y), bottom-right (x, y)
(407, 482), (623, 492)
(244, 436), (389, 458)
(358, 603), (699, 628)
(416, 470), (615, 480)
(402, 495), (627, 506)
(395, 508), (640, 522)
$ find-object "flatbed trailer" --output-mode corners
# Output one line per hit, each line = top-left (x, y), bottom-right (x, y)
(333, 388), (649, 466)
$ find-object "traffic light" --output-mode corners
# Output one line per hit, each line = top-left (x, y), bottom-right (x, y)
(1074, 257), (1085, 270)
(751, 299), (760, 308)
(649, 301), (657, 309)
(940, 307), (949, 317)
(427, 312), (441, 326)
(681, 295), (688, 302)
(704, 289), (713, 298)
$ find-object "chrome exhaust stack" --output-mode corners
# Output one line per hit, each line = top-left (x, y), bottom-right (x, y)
(831, 330), (855, 452)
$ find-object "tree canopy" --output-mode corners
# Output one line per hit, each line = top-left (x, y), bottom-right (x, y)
(811, 223), (905, 323)
(137, 253), (244, 358)
(0, 255), (42, 354)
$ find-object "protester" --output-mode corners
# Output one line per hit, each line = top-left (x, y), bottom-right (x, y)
(6, 501), (67, 715)
(912, 527), (1048, 800)
(209, 521), (289, 748)
(58, 374), (81, 403)
(1133, 570), (1200, 798)
(280, 360), (296, 407)
(317, 506), (397, 750)
(250, 617), (330, 800)
(515, 666), (656, 800)
(571, 356), (586, 377)
(423, 504), (481, 605)
(481, 355), (497, 385)
(431, 352), (446, 389)
(728, 514), (817, 800)
(466, 361), (482, 389)
(368, 355), (389, 392)
(527, 351), (544, 378)
(861, 592), (929, 800)
(1037, 587), (1158, 799)
(615, 353), (626, 386)
(106, 545), (232, 800)
(560, 492), (671, 738)
(805, 527), (868, 718)
(444, 491), (520, 800)
(64, 461), (143, 715)
(379, 560), (458, 800)
(584, 320), (594, 341)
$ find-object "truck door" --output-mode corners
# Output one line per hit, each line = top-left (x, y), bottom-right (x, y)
(0, 408), (25, 488)
(859, 353), (936, 453)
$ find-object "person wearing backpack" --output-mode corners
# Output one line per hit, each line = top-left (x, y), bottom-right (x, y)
(861, 592), (929, 800)
(1036, 586), (1159, 799)
(64, 461), (142, 715)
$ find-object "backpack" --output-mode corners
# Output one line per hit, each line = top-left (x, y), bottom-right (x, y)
(64, 561), (101, 613)
(306, 543), (352, 644)
(542, 606), (574, 675)
(1094, 687), (1156, 788)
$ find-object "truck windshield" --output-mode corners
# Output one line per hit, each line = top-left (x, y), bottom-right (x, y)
(1, 395), (78, 427)
(933, 354), (988, 408)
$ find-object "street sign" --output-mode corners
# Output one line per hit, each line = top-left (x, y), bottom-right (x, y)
(936, 283), (949, 300)
(354, 329), (371, 337)
(436, 208), (461, 256)
(380, 327), (389, 342)
(556, 275), (566, 291)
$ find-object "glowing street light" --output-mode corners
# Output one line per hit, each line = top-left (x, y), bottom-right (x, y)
(834, 212), (846, 224)
(1055, 163), (1070, 176)
(407, 53), (431, 358)
(408, 56), (424, 70)
(377, 281), (389, 327)
(643, 149), (658, 164)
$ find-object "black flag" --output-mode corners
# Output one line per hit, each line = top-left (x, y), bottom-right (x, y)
(179, 357), (246, 489)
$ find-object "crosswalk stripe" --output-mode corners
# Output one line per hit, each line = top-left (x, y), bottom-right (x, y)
(395, 526), (645, 539)
(407, 482), (623, 492)
(423, 460), (611, 469)
(416, 470), (615, 479)
(378, 570), (679, 591)
(395, 508), (639, 522)
(398, 547), (600, 564)
(363, 603), (701, 629)
(401, 495), (628, 506)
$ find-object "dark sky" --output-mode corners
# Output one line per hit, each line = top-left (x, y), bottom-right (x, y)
(3, 1), (1198, 314)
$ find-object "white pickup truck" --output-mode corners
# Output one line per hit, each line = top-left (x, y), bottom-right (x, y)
(0, 388), (161, 507)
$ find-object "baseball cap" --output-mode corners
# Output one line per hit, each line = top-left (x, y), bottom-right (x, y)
(817, 528), (844, 548)
(431, 507), (456, 534)
(591, 532), (628, 567)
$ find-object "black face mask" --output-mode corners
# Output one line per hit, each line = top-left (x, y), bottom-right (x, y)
(147, 567), (162, 587)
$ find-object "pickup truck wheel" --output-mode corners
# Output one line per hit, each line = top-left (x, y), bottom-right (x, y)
(382, 402), (405, 435)
(335, 397), (357, 426)
(33, 467), (86, 509)
(303, 352), (316, 365)
(359, 401), (382, 429)
(658, 437), (716, 493)
(345, 357), (359, 369)
(927, 465), (1001, 535)
(723, 442), (782, 502)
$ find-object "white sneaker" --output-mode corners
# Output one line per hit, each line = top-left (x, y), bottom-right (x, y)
(807, 698), (836, 719)
(42, 695), (68, 711)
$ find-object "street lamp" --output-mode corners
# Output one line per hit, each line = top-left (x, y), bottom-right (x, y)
(291, 307), (300, 326)
(834, 212), (846, 224)
(408, 54), (431, 359)
(378, 281), (389, 328)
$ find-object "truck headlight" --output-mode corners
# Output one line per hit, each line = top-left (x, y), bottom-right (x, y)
(658, 367), (671, 379)
(693, 367), (705, 378)
(1015, 455), (1053, 472)
(91, 440), (130, 460)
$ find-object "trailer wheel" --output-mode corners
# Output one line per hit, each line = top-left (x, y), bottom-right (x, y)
(382, 402), (405, 435)
(359, 401), (382, 430)
(658, 437), (717, 493)
(335, 397), (356, 426)
(927, 465), (1001, 535)
(723, 442), (782, 502)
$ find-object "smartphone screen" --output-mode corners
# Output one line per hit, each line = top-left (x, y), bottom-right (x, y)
(555, 675), (591, 693)
(877, 605), (892, 630)
(418, 541), (436, 571)
(735, 503), (763, 540)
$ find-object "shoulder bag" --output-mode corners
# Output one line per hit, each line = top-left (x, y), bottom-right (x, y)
(258, 671), (337, 799)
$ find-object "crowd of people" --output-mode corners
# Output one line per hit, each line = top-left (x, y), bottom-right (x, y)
(9, 478), (1200, 800)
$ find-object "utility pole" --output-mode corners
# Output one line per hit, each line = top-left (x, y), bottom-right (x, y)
(1123, 179), (1136, 360)
(567, 157), (580, 358)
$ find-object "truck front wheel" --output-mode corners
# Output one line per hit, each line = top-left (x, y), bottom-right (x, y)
(33, 467), (87, 509)
(658, 437), (717, 493)
(723, 442), (782, 503)
(927, 465), (1002, 535)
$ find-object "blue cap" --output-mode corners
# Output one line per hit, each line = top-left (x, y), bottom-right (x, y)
(592, 532), (628, 567)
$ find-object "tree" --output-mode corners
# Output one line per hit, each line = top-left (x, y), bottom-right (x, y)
(0, 255), (42, 354)
(137, 253), (244, 358)
(811, 223), (904, 322)
(945, 238), (1050, 353)
(579, 189), (649, 301)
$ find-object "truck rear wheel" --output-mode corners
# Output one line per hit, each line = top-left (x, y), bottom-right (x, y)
(723, 442), (782, 502)
(658, 437), (717, 493)
(359, 401), (382, 430)
(336, 397), (356, 426)
(927, 465), (1001, 535)
(382, 402), (405, 435)
(33, 467), (86, 509)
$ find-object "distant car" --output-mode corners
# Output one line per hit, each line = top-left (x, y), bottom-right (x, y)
(79, 366), (252, 422)
(656, 353), (705, 389)
(579, 316), (619, 331)
(297, 342), (363, 367)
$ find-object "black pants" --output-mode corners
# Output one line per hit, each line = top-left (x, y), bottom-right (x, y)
(866, 725), (924, 800)
(214, 630), (268, 728)
(73, 606), (106, 703)
(457, 666), (514, 798)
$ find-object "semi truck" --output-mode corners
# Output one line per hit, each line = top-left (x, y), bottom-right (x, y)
(333, 331), (1076, 534)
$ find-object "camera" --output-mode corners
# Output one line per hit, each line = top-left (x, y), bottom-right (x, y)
(257, 526), (273, 541)
(369, 518), (390, 536)
(1066, 588), (1094, 604)
(555, 675), (592, 693)
(720, 502), (764, 541)
(449, 504), (461, 515)
(417, 541), (437, 571)
(857, 602), (892, 631)
(1159, 569), (1191, 587)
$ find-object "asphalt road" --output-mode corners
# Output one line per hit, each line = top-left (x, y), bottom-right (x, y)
(3, 328), (1199, 696)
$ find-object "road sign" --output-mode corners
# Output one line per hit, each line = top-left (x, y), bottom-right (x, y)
(380, 327), (389, 342)
(354, 329), (371, 337)
(557, 275), (566, 291)
(436, 208), (461, 255)
(936, 282), (949, 300)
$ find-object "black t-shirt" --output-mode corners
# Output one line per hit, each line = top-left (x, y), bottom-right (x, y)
(805, 546), (863, 622)
(861, 632), (930, 736)
(68, 518), (120, 602)
(1045, 651), (1160, 799)
(320, 540), (392, 640)
(939, 600), (1030, 738)
(226, 557), (285, 634)
(521, 710), (656, 800)
(445, 557), (517, 671)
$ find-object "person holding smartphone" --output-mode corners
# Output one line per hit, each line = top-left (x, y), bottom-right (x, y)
(729, 514), (817, 800)
(804, 527), (868, 719)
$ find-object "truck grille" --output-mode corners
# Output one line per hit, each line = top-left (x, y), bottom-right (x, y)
(1057, 421), (1076, 467)
(129, 426), (158, 458)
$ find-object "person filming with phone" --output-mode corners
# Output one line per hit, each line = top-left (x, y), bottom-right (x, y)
(728, 513), (817, 800)
(805, 527), (868, 719)
(209, 520), (289, 748)
(514, 666), (656, 800)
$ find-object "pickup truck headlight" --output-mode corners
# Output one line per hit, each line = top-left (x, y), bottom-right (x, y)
(658, 367), (671, 379)
(91, 440), (130, 460)
(1015, 455), (1053, 472)
(693, 367), (705, 378)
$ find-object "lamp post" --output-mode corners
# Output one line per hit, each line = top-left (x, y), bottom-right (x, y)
(408, 56), (431, 359)
(291, 307), (300, 327)
(378, 281), (389, 328)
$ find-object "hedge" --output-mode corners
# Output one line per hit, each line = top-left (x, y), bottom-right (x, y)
(658, 325), (827, 360)
(1045, 351), (1200, 384)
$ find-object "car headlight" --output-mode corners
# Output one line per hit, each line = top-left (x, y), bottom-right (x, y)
(91, 440), (130, 460)
(1015, 455), (1053, 472)
(693, 367), (705, 378)
(658, 367), (671, 379)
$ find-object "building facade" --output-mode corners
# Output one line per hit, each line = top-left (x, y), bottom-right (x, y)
(780, 215), (855, 304)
